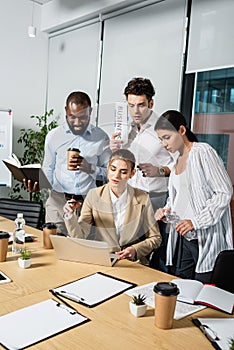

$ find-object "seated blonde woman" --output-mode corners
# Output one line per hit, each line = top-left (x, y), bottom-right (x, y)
(63, 149), (161, 265)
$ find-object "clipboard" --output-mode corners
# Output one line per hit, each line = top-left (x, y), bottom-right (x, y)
(0, 299), (89, 350)
(0, 270), (11, 284)
(193, 318), (234, 350)
(50, 272), (137, 308)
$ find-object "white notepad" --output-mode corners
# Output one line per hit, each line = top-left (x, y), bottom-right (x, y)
(0, 299), (89, 350)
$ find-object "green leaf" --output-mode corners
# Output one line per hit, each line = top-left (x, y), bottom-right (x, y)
(131, 294), (146, 305)
(10, 109), (59, 213)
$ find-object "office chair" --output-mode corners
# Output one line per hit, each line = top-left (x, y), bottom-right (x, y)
(211, 250), (234, 294)
(0, 198), (43, 229)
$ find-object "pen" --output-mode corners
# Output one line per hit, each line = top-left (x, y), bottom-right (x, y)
(60, 290), (85, 302)
(56, 302), (77, 315)
(51, 290), (78, 312)
(200, 324), (220, 342)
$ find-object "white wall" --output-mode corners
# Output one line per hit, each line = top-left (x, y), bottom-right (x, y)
(41, 0), (146, 32)
(0, 0), (48, 197)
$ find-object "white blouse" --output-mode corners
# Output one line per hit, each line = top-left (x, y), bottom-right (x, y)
(171, 170), (195, 222)
(110, 188), (128, 239)
(166, 142), (233, 273)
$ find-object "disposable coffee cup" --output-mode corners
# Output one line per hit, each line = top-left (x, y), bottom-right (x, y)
(42, 223), (57, 249)
(154, 282), (179, 329)
(0, 231), (10, 262)
(67, 148), (81, 171)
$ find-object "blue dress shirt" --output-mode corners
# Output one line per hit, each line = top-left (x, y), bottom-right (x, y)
(43, 121), (110, 195)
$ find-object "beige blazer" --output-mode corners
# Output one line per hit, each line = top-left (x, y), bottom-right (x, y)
(65, 184), (161, 264)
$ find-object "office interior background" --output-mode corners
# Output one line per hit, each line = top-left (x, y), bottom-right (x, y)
(0, 0), (233, 231)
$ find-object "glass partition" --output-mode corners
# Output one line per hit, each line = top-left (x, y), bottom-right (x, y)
(192, 67), (234, 233)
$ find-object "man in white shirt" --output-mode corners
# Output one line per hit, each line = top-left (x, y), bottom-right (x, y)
(110, 78), (174, 271)
(110, 77), (174, 211)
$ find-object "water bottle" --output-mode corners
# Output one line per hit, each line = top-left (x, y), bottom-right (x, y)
(164, 211), (180, 224)
(184, 230), (197, 241)
(164, 211), (196, 241)
(12, 213), (26, 253)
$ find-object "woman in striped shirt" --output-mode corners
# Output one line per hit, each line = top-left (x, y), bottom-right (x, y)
(154, 110), (233, 283)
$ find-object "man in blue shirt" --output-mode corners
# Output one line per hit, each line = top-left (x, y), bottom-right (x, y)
(40, 91), (110, 234)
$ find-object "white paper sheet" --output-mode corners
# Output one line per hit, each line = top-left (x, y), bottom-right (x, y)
(0, 299), (88, 350)
(125, 282), (206, 320)
(195, 318), (234, 350)
(52, 272), (135, 307)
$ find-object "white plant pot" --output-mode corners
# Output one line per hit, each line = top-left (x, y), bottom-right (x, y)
(129, 301), (147, 317)
(18, 258), (32, 269)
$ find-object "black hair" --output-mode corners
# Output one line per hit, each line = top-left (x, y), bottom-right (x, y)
(154, 110), (198, 142)
(109, 149), (136, 171)
(124, 77), (155, 102)
(66, 91), (92, 107)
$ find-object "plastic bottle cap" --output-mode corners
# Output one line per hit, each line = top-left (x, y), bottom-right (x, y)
(17, 213), (23, 218)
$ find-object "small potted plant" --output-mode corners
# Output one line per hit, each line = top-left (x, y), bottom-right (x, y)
(229, 337), (234, 350)
(18, 249), (32, 269)
(129, 294), (147, 317)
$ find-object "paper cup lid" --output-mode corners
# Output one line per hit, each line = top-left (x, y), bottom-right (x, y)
(43, 222), (57, 229)
(0, 231), (10, 239)
(153, 282), (179, 296)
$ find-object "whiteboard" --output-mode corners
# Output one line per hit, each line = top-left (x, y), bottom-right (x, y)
(0, 109), (12, 187)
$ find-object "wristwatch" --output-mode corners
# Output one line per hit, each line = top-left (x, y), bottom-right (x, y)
(158, 166), (166, 177)
(90, 164), (96, 174)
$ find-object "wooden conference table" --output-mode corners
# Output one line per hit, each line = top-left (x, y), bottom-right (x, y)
(0, 216), (232, 350)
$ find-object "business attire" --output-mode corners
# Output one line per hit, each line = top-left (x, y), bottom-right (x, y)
(43, 121), (111, 234)
(65, 183), (162, 265)
(124, 111), (175, 272)
(126, 111), (174, 210)
(166, 142), (233, 282)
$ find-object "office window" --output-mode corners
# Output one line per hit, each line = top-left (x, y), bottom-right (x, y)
(194, 68), (234, 114)
(192, 67), (234, 185)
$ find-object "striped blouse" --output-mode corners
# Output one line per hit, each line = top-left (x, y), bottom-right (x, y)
(166, 142), (233, 273)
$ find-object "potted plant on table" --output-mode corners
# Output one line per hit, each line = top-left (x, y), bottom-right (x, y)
(229, 337), (234, 350)
(129, 294), (147, 317)
(18, 249), (32, 269)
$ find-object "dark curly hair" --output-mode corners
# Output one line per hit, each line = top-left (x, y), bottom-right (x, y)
(124, 77), (155, 102)
(66, 91), (91, 107)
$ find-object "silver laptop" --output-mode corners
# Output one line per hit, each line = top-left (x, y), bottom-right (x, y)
(50, 235), (118, 267)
